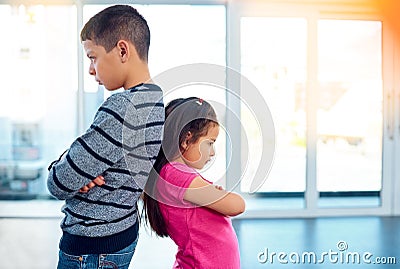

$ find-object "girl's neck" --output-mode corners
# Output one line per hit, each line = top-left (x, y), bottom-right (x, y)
(171, 157), (185, 165)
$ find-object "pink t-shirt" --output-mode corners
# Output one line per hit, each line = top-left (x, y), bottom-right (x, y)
(156, 162), (240, 269)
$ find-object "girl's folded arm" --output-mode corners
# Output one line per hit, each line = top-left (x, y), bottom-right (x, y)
(183, 176), (245, 216)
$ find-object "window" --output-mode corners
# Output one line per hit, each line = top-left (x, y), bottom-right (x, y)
(0, 3), (226, 202)
(233, 1), (393, 215)
(240, 17), (308, 209)
(0, 4), (77, 199)
(317, 20), (383, 207)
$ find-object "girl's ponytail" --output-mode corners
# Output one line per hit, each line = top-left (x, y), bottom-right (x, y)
(142, 148), (169, 237)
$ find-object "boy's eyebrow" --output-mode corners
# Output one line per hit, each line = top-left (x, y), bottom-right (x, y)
(85, 50), (93, 57)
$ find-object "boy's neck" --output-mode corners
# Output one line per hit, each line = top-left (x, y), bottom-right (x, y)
(124, 73), (152, 90)
(124, 60), (152, 90)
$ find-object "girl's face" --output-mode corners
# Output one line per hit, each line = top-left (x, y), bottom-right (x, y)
(181, 124), (219, 170)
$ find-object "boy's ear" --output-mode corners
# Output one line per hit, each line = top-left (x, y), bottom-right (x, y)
(116, 40), (129, 62)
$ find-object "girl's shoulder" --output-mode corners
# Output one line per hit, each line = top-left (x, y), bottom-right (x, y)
(160, 162), (199, 186)
(162, 162), (197, 175)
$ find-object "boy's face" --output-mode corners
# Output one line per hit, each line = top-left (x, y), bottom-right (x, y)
(82, 40), (124, 91)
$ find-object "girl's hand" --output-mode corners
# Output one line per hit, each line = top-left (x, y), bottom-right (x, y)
(214, 185), (223, 190)
(79, 175), (105, 193)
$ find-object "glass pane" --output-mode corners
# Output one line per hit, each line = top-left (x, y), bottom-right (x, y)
(0, 5), (77, 199)
(317, 20), (382, 206)
(240, 17), (307, 208)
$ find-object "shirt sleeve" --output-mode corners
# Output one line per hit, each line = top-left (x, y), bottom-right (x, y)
(46, 94), (135, 200)
(156, 163), (199, 208)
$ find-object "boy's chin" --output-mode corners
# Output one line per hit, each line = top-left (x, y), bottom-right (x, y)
(105, 86), (123, 91)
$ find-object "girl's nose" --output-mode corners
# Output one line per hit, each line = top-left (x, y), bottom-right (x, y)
(210, 146), (215, 156)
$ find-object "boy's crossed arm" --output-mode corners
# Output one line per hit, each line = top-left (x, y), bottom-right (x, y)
(79, 175), (105, 193)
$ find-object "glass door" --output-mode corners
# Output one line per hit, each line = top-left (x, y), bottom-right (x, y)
(231, 1), (392, 216)
(240, 17), (308, 210)
(316, 19), (383, 208)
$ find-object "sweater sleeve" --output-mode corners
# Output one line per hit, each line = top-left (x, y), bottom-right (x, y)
(47, 93), (135, 200)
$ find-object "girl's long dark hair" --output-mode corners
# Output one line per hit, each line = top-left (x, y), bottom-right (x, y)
(142, 97), (218, 237)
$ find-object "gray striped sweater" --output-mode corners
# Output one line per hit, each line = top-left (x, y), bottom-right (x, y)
(47, 83), (164, 254)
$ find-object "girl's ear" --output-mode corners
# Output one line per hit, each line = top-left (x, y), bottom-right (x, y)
(181, 131), (193, 150)
(116, 40), (129, 62)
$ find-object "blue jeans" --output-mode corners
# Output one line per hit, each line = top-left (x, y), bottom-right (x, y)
(57, 237), (138, 269)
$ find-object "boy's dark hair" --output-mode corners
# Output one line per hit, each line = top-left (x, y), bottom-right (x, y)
(143, 97), (218, 237)
(80, 4), (150, 61)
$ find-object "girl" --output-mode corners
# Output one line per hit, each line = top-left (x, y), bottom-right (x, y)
(143, 97), (245, 269)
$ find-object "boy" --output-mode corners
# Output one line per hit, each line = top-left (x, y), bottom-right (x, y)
(47, 5), (164, 269)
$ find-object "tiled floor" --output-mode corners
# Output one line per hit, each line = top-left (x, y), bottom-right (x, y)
(0, 203), (399, 269)
(0, 217), (176, 269)
(234, 217), (400, 269)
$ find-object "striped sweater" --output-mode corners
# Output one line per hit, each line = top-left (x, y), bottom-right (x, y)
(47, 83), (164, 255)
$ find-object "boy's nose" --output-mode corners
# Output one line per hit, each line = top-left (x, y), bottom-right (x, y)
(89, 65), (96, 76)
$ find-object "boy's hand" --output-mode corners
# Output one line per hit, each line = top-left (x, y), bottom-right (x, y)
(79, 175), (105, 193)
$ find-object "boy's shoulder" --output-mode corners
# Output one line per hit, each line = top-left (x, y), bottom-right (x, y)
(103, 84), (162, 105)
(96, 84), (164, 122)
(124, 83), (164, 107)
